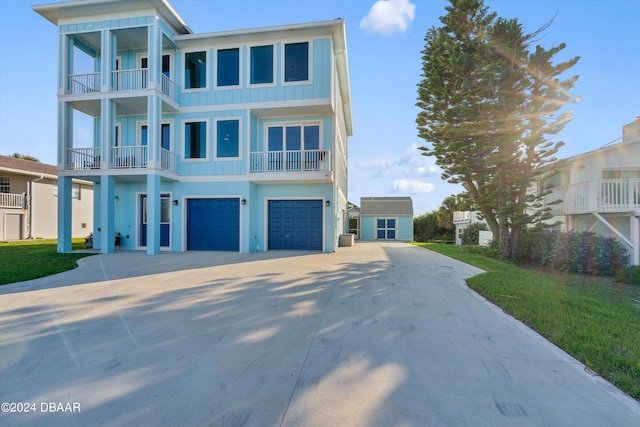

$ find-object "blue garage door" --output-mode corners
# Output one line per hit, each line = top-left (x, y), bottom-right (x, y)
(187, 198), (239, 251)
(269, 200), (322, 250)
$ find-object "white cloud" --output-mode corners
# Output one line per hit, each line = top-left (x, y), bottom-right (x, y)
(392, 178), (436, 194)
(360, 0), (416, 36)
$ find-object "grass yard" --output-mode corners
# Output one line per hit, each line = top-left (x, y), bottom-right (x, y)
(414, 242), (640, 401)
(0, 239), (95, 285)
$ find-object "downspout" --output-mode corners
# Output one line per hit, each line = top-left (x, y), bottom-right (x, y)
(29, 176), (44, 239)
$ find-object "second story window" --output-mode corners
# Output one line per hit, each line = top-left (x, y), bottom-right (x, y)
(250, 45), (273, 85)
(284, 42), (309, 82)
(217, 48), (239, 87)
(216, 119), (240, 159)
(185, 51), (207, 89)
(185, 121), (207, 159)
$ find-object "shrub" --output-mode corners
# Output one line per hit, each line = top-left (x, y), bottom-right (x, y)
(518, 230), (629, 276)
(617, 265), (640, 285)
(460, 222), (487, 246)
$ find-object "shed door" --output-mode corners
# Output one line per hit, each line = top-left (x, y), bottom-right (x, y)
(187, 198), (240, 251)
(268, 200), (322, 250)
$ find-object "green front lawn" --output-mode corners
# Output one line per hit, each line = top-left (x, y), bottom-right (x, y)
(0, 239), (94, 285)
(414, 242), (640, 401)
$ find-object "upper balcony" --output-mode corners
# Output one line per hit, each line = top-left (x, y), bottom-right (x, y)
(64, 146), (178, 176)
(65, 70), (179, 104)
(543, 179), (640, 216)
(249, 149), (332, 182)
(0, 193), (25, 209)
(453, 211), (471, 224)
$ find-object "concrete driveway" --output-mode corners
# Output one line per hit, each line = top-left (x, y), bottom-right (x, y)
(1, 241), (638, 426)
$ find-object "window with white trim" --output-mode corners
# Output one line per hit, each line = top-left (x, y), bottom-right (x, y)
(250, 45), (274, 85)
(284, 42), (309, 83)
(266, 123), (321, 171)
(184, 121), (207, 159)
(215, 119), (240, 159)
(216, 48), (240, 87)
(0, 177), (9, 193)
(184, 51), (207, 89)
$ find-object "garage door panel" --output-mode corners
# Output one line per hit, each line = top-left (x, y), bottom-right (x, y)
(187, 198), (239, 251)
(268, 200), (322, 250)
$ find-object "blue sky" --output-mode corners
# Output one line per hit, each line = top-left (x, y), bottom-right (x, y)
(1, 0), (638, 215)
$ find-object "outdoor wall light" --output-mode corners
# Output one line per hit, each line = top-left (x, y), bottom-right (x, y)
(241, 199), (247, 205)
(114, 195), (119, 202)
(172, 199), (178, 206)
(325, 200), (331, 207)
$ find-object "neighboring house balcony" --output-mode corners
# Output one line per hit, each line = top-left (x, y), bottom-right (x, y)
(250, 150), (332, 181)
(64, 146), (178, 175)
(544, 179), (640, 215)
(65, 70), (180, 107)
(453, 211), (471, 224)
(0, 193), (25, 209)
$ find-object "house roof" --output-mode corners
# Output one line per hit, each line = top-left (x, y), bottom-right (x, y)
(32, 0), (192, 35)
(543, 117), (640, 172)
(360, 197), (413, 216)
(0, 155), (58, 178)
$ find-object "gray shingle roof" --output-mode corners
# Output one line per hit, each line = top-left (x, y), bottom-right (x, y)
(0, 155), (57, 177)
(360, 197), (413, 216)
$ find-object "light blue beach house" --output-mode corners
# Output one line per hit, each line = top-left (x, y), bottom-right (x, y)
(34, 0), (352, 254)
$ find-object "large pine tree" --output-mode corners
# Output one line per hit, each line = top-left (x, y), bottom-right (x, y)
(416, 0), (579, 259)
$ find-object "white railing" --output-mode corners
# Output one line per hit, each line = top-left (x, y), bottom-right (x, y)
(66, 147), (101, 170)
(453, 211), (471, 224)
(111, 146), (147, 169)
(66, 72), (101, 95)
(544, 179), (640, 215)
(250, 150), (330, 173)
(542, 187), (565, 216)
(161, 74), (178, 102)
(112, 68), (148, 92)
(161, 148), (177, 173)
(0, 193), (25, 209)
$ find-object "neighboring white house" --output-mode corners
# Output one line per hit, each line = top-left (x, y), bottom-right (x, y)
(452, 211), (493, 246)
(0, 155), (93, 240)
(540, 117), (640, 265)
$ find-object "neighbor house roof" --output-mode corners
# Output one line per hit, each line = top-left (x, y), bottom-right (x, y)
(0, 155), (58, 178)
(360, 197), (413, 216)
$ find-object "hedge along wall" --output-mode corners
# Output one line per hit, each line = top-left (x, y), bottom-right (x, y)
(518, 231), (630, 276)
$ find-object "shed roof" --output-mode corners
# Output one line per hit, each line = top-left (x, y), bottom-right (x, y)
(360, 197), (413, 216)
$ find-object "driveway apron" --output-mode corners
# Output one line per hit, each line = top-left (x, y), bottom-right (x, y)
(1, 241), (638, 426)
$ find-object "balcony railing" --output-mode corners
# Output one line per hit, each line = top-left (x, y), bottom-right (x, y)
(111, 146), (147, 169)
(161, 74), (178, 101)
(112, 68), (148, 92)
(67, 147), (101, 170)
(543, 179), (640, 215)
(65, 147), (177, 174)
(453, 211), (471, 224)
(0, 193), (25, 209)
(250, 150), (331, 173)
(66, 72), (101, 95)
(161, 148), (177, 173)
(65, 70), (179, 103)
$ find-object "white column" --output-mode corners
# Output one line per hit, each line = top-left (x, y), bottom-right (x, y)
(631, 216), (639, 265)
